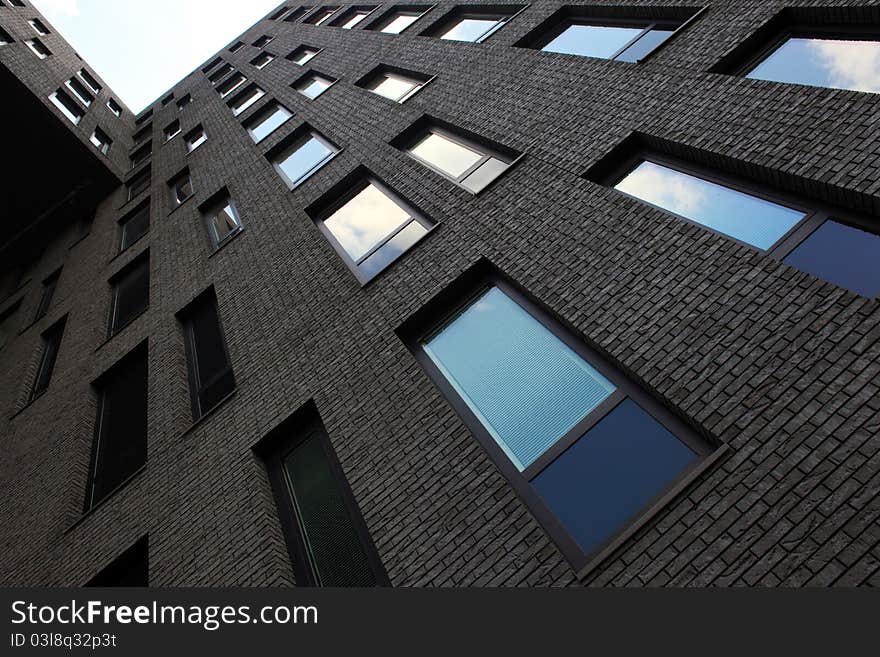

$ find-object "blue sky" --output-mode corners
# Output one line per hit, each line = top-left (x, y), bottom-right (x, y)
(32, 0), (282, 112)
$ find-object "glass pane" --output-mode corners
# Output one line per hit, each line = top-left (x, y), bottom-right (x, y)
(276, 136), (333, 188)
(748, 37), (880, 94)
(461, 157), (509, 193)
(324, 183), (411, 262)
(293, 49), (317, 65)
(298, 76), (332, 98)
(187, 131), (207, 151)
(410, 132), (484, 178)
(121, 207), (149, 250)
(532, 399), (697, 556)
(371, 74), (418, 101)
(441, 18), (500, 42)
(358, 219), (428, 278)
(543, 23), (643, 59)
(423, 287), (617, 471)
(233, 89), (265, 116)
(784, 220), (880, 298)
(615, 161), (805, 250)
(341, 13), (368, 29)
(211, 203), (241, 243)
(616, 28), (674, 62)
(382, 14), (419, 34)
(250, 106), (292, 142)
(113, 262), (149, 331)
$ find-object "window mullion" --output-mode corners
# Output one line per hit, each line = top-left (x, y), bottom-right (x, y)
(610, 23), (654, 61)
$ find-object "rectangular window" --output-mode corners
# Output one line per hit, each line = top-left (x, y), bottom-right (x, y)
(135, 109), (153, 125)
(243, 101), (292, 143)
(164, 119), (181, 142)
(176, 93), (192, 111)
(201, 190), (244, 250)
(255, 406), (388, 586)
(85, 537), (148, 587)
(250, 51), (275, 69)
(396, 120), (520, 193)
(28, 18), (50, 35)
(184, 125), (207, 153)
(132, 124), (151, 145)
(400, 269), (722, 573)
(29, 317), (65, 402)
(25, 37), (50, 58)
(78, 68), (102, 94)
(216, 72), (247, 97)
(366, 5), (433, 34)
(329, 5), (377, 29)
(292, 71), (336, 99)
(208, 63), (234, 84)
(356, 65), (433, 103)
(108, 255), (149, 336)
(269, 126), (339, 189)
(202, 56), (224, 74)
(308, 170), (435, 283)
(49, 90), (83, 124)
(168, 169), (194, 208)
(0, 300), (22, 353)
(228, 41), (244, 53)
(286, 45), (321, 66)
(179, 289), (235, 419)
(228, 84), (265, 116)
(33, 268), (61, 321)
(65, 77), (94, 106)
(130, 142), (151, 169)
(0, 27), (14, 46)
(421, 6), (524, 43)
(85, 344), (148, 510)
(269, 6), (292, 21)
(127, 167), (151, 200)
(252, 34), (274, 48)
(118, 201), (150, 253)
(160, 93), (174, 106)
(304, 6), (339, 25)
(107, 98), (123, 117)
(283, 7), (311, 23)
(90, 127), (112, 155)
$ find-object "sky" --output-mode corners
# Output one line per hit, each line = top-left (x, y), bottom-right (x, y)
(32, 0), (282, 113)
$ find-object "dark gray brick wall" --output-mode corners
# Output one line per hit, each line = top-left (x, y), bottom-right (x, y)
(1, 0), (879, 587)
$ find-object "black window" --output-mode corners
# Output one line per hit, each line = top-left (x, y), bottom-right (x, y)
(108, 255), (149, 336)
(328, 5), (377, 29)
(0, 300), (22, 352)
(33, 268), (61, 321)
(132, 124), (151, 145)
(85, 536), (148, 587)
(135, 109), (153, 125)
(107, 98), (123, 117)
(1, 26), (15, 46)
(127, 167), (151, 201)
(269, 6), (292, 21)
(176, 93), (192, 111)
(179, 289), (235, 420)
(252, 34), (274, 48)
(201, 190), (244, 250)
(119, 201), (150, 253)
(29, 316), (66, 401)
(255, 405), (388, 586)
(283, 7), (311, 23)
(229, 41), (244, 52)
(78, 68), (102, 94)
(85, 344), (148, 510)
(164, 119), (181, 141)
(202, 56), (224, 74)
(304, 6), (339, 25)
(208, 63), (234, 84)
(130, 142), (151, 169)
(161, 92), (174, 106)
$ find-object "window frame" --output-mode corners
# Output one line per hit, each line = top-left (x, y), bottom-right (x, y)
(118, 201), (150, 254)
(228, 84), (266, 117)
(304, 6), (340, 25)
(48, 90), (83, 124)
(90, 127), (112, 155)
(107, 254), (149, 337)
(421, 5), (526, 43)
(291, 70), (337, 99)
(365, 4), (436, 34)
(286, 45), (323, 66)
(28, 315), (66, 403)
(168, 169), (194, 209)
(250, 51), (275, 69)
(357, 65), (436, 103)
(25, 37), (50, 58)
(201, 192), (244, 251)
(269, 127), (341, 190)
(184, 125), (208, 153)
(399, 265), (726, 576)
(107, 98), (123, 117)
(33, 268), (61, 322)
(243, 101), (293, 143)
(328, 5), (379, 29)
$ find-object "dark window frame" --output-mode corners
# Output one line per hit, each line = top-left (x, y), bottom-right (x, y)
(355, 64), (436, 103)
(364, 4), (436, 34)
(303, 5), (340, 25)
(33, 268), (61, 322)
(167, 168), (194, 209)
(227, 83), (266, 116)
(267, 124), (341, 190)
(242, 100), (293, 143)
(28, 315), (66, 402)
(200, 189), (245, 251)
(126, 167), (151, 202)
(398, 262), (726, 576)
(327, 4), (379, 29)
(129, 141), (152, 170)
(286, 44), (324, 65)
(283, 7), (313, 23)
(107, 253), (150, 337)
(420, 4), (527, 43)
(118, 200), (150, 254)
(291, 70), (338, 99)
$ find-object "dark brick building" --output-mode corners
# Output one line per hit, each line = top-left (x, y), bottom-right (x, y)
(2, 0), (880, 587)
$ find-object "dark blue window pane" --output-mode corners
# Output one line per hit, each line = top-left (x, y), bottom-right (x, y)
(783, 220), (880, 298)
(532, 399), (697, 557)
(747, 37), (880, 94)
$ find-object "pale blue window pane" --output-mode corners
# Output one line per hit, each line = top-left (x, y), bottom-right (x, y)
(275, 136), (333, 188)
(747, 37), (880, 94)
(784, 220), (880, 298)
(615, 161), (805, 250)
(616, 28), (674, 62)
(543, 24), (642, 59)
(424, 287), (616, 471)
(358, 220), (428, 278)
(533, 399), (697, 556)
(249, 106), (291, 143)
(441, 18), (500, 42)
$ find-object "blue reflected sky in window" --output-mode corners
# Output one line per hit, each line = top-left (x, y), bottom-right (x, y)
(615, 161), (805, 250)
(277, 136), (333, 188)
(424, 287), (616, 471)
(441, 18), (500, 42)
(784, 220), (880, 298)
(251, 106), (291, 142)
(615, 28), (674, 62)
(359, 220), (428, 278)
(747, 37), (880, 94)
(543, 24), (642, 59)
(532, 399), (697, 557)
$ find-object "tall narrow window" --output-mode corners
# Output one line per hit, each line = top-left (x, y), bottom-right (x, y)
(243, 101), (292, 143)
(29, 317), (66, 402)
(132, 124), (151, 146)
(367, 5), (432, 34)
(85, 345), (148, 510)
(269, 127), (339, 189)
(168, 169), (194, 208)
(422, 6), (523, 43)
(108, 256), (149, 336)
(107, 98), (123, 117)
(329, 5), (376, 29)
(49, 90), (83, 124)
(65, 77), (94, 106)
(292, 71), (336, 99)
(28, 18), (50, 35)
(286, 45), (322, 65)
(118, 202), (150, 253)
(356, 66), (433, 103)
(90, 127), (112, 155)
(256, 406), (388, 586)
(85, 537), (148, 587)
(305, 6), (339, 25)
(228, 84), (265, 116)
(33, 269), (61, 321)
(400, 270), (721, 572)
(78, 68), (102, 94)
(25, 38), (51, 58)
(201, 191), (244, 250)
(127, 167), (151, 200)
(185, 125), (207, 153)
(179, 290), (235, 420)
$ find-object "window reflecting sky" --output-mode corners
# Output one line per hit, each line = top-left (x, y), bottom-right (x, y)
(298, 75), (333, 98)
(748, 37), (880, 94)
(277, 136), (333, 187)
(250, 106), (291, 142)
(372, 74), (419, 101)
(615, 161), (805, 250)
(382, 14), (420, 34)
(441, 18), (500, 42)
(544, 24), (643, 59)
(324, 183), (411, 261)
(411, 133), (483, 178)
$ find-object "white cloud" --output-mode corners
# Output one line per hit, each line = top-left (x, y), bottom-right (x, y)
(810, 39), (880, 94)
(616, 162), (709, 218)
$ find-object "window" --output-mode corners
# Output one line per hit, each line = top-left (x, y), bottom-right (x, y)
(269, 6), (292, 21)
(201, 191), (244, 250)
(127, 168), (151, 200)
(535, 20), (683, 62)
(228, 41), (244, 53)
(118, 202), (150, 253)
(422, 6), (524, 43)
(85, 537), (148, 587)
(168, 169), (194, 208)
(49, 90), (83, 125)
(28, 18), (49, 35)
(269, 126), (340, 189)
(0, 300), (22, 352)
(108, 255), (149, 335)
(252, 34), (274, 48)
(250, 51), (275, 69)
(243, 101), (292, 143)
(217, 72), (247, 97)
(399, 268), (722, 573)
(135, 109), (152, 125)
(161, 93), (174, 106)
(25, 37), (50, 57)
(107, 98), (123, 117)
(85, 344), (148, 510)
(78, 68), (102, 94)
(163, 120), (181, 141)
(179, 289), (235, 419)
(176, 93), (192, 111)
(202, 56), (224, 74)
(9, 0), (27, 6)
(33, 269), (61, 322)
(292, 71), (336, 99)
(357, 65), (433, 103)
(283, 7), (311, 23)
(396, 120), (520, 193)
(132, 124), (151, 146)
(29, 317), (65, 402)
(65, 77), (94, 106)
(286, 45), (321, 65)
(304, 6), (339, 25)
(90, 127), (112, 155)
(329, 5), (376, 29)
(308, 171), (435, 283)
(130, 142), (151, 169)
(255, 405), (388, 587)
(228, 84), (265, 116)
(366, 4), (432, 33)
(0, 26), (14, 46)
(184, 125), (207, 153)
(208, 63), (234, 84)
